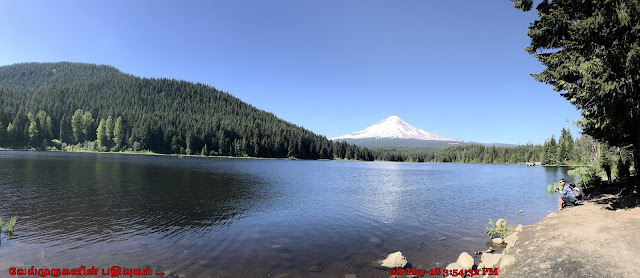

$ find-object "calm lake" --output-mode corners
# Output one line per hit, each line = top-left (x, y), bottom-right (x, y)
(0, 151), (569, 277)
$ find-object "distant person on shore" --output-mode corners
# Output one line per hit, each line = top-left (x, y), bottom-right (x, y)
(623, 161), (631, 180)
(617, 158), (624, 182)
(602, 163), (612, 184)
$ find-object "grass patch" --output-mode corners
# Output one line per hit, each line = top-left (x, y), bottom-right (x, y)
(547, 182), (563, 193)
(1, 217), (17, 234)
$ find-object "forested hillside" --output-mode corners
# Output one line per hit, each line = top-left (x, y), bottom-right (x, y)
(0, 62), (627, 166)
(0, 62), (375, 160)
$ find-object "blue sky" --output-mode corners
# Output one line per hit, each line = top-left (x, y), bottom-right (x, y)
(0, 0), (581, 144)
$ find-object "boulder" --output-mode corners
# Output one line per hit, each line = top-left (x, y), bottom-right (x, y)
(491, 237), (504, 244)
(445, 262), (462, 271)
(481, 253), (502, 268)
(518, 210), (523, 213)
(499, 255), (516, 268)
(380, 251), (408, 268)
(456, 252), (474, 270)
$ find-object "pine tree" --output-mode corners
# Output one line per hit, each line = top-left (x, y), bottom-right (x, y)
(82, 111), (94, 141)
(201, 143), (208, 156)
(97, 119), (107, 147)
(105, 116), (114, 148)
(113, 116), (124, 150)
(28, 120), (39, 146)
(513, 0), (640, 168)
(71, 109), (84, 143)
(557, 128), (574, 164)
(6, 122), (16, 145)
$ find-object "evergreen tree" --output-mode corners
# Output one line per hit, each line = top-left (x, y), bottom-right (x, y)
(36, 110), (52, 141)
(113, 116), (124, 150)
(97, 118), (107, 148)
(71, 109), (84, 143)
(201, 143), (208, 156)
(185, 131), (193, 155)
(557, 128), (574, 164)
(59, 114), (71, 143)
(105, 116), (114, 148)
(513, 0), (640, 168)
(6, 122), (15, 145)
(28, 119), (39, 146)
(82, 111), (94, 141)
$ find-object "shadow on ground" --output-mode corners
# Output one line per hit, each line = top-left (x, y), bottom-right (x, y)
(585, 176), (640, 210)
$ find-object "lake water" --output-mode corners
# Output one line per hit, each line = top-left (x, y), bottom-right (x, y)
(0, 151), (569, 277)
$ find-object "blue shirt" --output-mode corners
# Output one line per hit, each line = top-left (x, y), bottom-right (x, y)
(562, 184), (576, 199)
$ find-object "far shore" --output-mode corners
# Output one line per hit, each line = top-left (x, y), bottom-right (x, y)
(0, 147), (592, 167)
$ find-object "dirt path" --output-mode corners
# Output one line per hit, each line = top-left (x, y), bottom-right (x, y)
(497, 201), (640, 278)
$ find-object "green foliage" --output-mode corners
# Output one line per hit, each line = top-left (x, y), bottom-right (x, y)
(557, 128), (574, 164)
(568, 166), (602, 189)
(1, 217), (17, 234)
(113, 116), (124, 150)
(28, 119), (39, 146)
(515, 0), (640, 170)
(71, 109), (84, 143)
(97, 118), (107, 147)
(510, 0), (533, 11)
(486, 218), (515, 239)
(547, 182), (562, 193)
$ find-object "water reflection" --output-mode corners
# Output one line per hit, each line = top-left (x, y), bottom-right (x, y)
(361, 162), (407, 223)
(0, 152), (263, 248)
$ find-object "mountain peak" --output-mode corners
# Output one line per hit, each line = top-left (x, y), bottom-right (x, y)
(331, 116), (464, 141)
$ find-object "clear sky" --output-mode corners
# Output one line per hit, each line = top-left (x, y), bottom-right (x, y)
(0, 0), (582, 144)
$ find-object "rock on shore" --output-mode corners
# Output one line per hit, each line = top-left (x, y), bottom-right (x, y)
(456, 252), (474, 270)
(380, 251), (407, 268)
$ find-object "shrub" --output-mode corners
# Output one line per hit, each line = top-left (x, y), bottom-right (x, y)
(568, 165), (602, 188)
(486, 218), (515, 239)
(3, 217), (17, 233)
(0, 216), (18, 236)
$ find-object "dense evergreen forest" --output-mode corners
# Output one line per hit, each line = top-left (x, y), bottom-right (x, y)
(0, 62), (630, 167)
(0, 62), (376, 160)
(378, 128), (632, 168)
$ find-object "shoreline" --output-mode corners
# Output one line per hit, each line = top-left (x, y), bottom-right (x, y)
(424, 180), (640, 277)
(486, 183), (638, 277)
(0, 148), (589, 166)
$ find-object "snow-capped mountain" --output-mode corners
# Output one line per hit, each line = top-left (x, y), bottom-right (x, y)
(331, 116), (465, 142)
